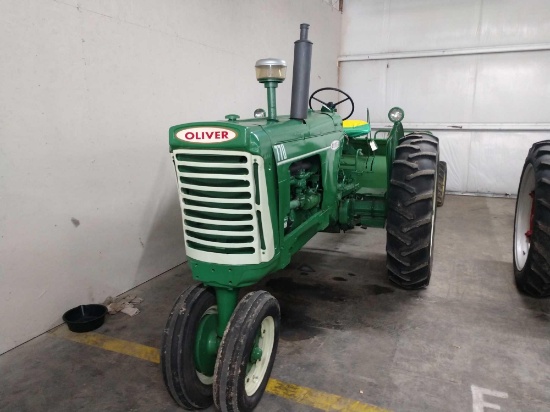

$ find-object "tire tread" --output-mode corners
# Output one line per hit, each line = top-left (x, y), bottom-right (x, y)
(161, 284), (216, 410)
(386, 135), (440, 289)
(514, 141), (550, 297)
(213, 291), (280, 412)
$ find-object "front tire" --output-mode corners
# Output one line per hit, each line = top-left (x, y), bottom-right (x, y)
(386, 133), (439, 289)
(513, 140), (550, 297)
(213, 291), (280, 412)
(161, 284), (217, 409)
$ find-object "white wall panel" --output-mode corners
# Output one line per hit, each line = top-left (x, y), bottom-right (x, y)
(437, 131), (472, 193)
(480, 0), (550, 46)
(340, 0), (550, 195)
(341, 51), (550, 125)
(384, 55), (478, 123)
(342, 0), (481, 55)
(472, 51), (550, 123)
(342, 0), (550, 56)
(339, 60), (388, 119)
(0, 0), (341, 354)
(467, 132), (545, 194)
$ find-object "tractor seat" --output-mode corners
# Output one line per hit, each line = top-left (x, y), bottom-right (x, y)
(342, 119), (371, 138)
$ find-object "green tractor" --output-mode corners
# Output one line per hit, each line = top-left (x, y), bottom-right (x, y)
(162, 24), (446, 411)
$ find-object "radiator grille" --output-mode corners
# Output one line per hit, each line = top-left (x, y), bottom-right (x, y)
(172, 149), (274, 265)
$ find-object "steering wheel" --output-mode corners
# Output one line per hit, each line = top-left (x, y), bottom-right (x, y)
(308, 87), (354, 120)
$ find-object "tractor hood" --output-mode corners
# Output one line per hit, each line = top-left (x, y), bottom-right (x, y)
(169, 111), (341, 156)
(169, 118), (265, 154)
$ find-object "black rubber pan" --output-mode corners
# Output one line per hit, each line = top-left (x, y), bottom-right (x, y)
(62, 304), (107, 333)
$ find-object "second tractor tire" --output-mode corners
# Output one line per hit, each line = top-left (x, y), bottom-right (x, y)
(386, 133), (439, 289)
(513, 140), (550, 297)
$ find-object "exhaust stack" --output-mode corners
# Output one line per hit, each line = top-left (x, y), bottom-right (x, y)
(290, 23), (312, 121)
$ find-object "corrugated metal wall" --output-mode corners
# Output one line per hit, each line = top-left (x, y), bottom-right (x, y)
(339, 0), (550, 195)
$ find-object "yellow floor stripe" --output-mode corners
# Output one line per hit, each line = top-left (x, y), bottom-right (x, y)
(50, 327), (160, 363)
(266, 379), (388, 412)
(49, 327), (389, 412)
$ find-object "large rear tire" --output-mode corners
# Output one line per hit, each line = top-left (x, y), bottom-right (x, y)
(513, 140), (550, 297)
(386, 133), (439, 289)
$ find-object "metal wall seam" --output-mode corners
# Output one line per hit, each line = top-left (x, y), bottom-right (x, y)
(338, 43), (550, 62)
(370, 123), (550, 132)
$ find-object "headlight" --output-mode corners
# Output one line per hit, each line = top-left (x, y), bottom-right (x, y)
(388, 107), (404, 123)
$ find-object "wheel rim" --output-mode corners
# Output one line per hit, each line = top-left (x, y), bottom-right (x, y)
(429, 171), (438, 259)
(244, 316), (275, 396)
(515, 163), (536, 271)
(194, 305), (219, 385)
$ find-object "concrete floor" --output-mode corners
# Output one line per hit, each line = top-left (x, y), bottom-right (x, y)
(1, 195), (550, 411)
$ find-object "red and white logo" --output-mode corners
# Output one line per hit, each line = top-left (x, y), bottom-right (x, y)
(176, 127), (237, 143)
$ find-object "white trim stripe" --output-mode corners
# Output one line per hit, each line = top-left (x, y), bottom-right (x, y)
(277, 146), (330, 165)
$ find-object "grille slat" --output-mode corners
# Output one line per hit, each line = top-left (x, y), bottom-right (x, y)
(179, 161), (249, 169)
(184, 226), (253, 236)
(185, 234), (254, 249)
(173, 149), (274, 264)
(182, 193), (251, 204)
(183, 204), (253, 215)
(181, 183), (248, 192)
(180, 172), (252, 181)
(183, 215), (251, 226)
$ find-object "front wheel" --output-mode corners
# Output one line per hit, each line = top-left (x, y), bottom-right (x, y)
(513, 140), (550, 297)
(213, 291), (280, 412)
(161, 284), (218, 409)
(386, 133), (439, 289)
